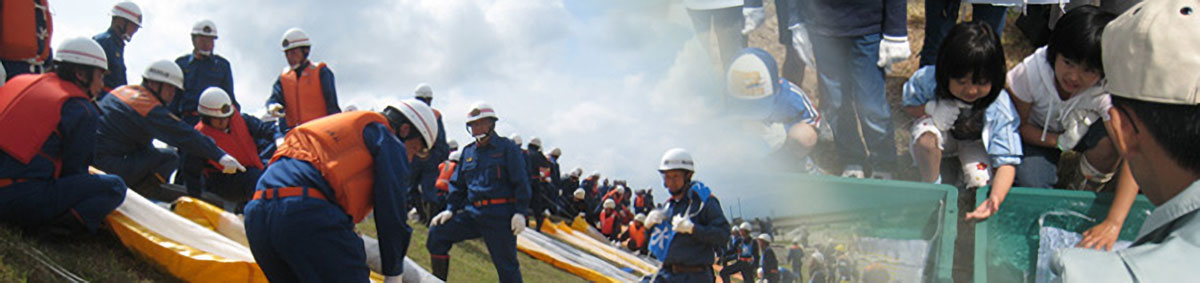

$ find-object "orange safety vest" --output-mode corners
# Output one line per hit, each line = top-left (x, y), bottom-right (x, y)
(600, 209), (620, 236)
(111, 85), (162, 117)
(272, 111), (392, 223)
(0, 0), (52, 63)
(628, 222), (647, 248)
(279, 62), (330, 128)
(195, 109), (265, 172)
(0, 73), (86, 176)
(602, 189), (628, 208)
(435, 161), (456, 195)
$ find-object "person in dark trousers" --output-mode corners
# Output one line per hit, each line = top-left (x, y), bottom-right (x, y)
(643, 148), (731, 282)
(757, 233), (780, 283)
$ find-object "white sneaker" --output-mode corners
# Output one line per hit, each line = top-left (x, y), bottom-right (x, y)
(841, 165), (865, 179)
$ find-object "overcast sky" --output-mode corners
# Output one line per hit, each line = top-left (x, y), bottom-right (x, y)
(51, 0), (788, 218)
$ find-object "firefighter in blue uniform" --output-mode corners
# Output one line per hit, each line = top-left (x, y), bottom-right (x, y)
(244, 99), (438, 283)
(427, 101), (531, 283)
(0, 38), (126, 234)
(94, 60), (246, 201)
(181, 88), (277, 211)
(721, 222), (760, 283)
(265, 28), (340, 134)
(93, 1), (142, 94)
(644, 148), (732, 282)
(173, 20), (236, 126)
(411, 83), (449, 223)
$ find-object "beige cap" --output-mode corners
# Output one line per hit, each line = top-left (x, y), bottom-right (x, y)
(1102, 0), (1200, 105)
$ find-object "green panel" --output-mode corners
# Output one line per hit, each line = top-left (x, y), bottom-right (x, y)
(972, 186), (1155, 283)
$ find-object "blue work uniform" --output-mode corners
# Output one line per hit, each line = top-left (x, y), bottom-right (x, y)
(411, 110), (448, 221)
(94, 88), (227, 200)
(426, 134), (530, 283)
(266, 62), (340, 134)
(245, 123), (412, 281)
(92, 28), (127, 94)
(180, 113), (277, 204)
(645, 181), (731, 283)
(0, 81), (126, 233)
(174, 53), (236, 125)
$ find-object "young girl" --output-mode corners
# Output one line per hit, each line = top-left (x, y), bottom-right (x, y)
(900, 21), (1021, 220)
(1007, 6), (1134, 251)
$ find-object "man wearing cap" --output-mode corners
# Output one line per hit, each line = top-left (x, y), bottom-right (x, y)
(181, 87), (277, 211)
(174, 20), (236, 126)
(1052, 0), (1200, 281)
(266, 28), (340, 134)
(93, 1), (142, 93)
(644, 148), (731, 282)
(95, 60), (245, 202)
(427, 102), (531, 282)
(244, 99), (439, 282)
(410, 83), (450, 223)
(0, 37), (127, 235)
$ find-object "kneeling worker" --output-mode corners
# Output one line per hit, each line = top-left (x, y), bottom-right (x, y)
(244, 99), (439, 282)
(182, 87), (276, 210)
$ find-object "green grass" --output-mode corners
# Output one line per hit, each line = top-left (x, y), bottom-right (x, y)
(0, 223), (178, 282)
(358, 220), (582, 282)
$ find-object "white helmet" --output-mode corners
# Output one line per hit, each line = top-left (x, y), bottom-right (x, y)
(658, 148), (695, 172)
(447, 139), (459, 150)
(385, 99), (440, 150)
(739, 222), (753, 231)
(603, 199), (616, 209)
(757, 233), (773, 243)
(280, 28), (312, 51)
(634, 213), (646, 223)
(111, 1), (143, 27)
(509, 134), (522, 146)
(570, 168), (582, 178)
(54, 37), (108, 71)
(191, 19), (218, 38)
(414, 83), (433, 99)
(448, 150), (461, 162)
(573, 188), (586, 200)
(465, 101), (499, 123)
(197, 87), (234, 118)
(143, 59), (185, 90)
(550, 147), (561, 157)
(529, 136), (542, 148)
(590, 171), (601, 178)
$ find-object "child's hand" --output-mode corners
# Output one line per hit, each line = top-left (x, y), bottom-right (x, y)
(1078, 220), (1122, 251)
(966, 197), (1000, 221)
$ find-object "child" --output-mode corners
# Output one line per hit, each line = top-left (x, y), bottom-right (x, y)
(901, 21), (1021, 220)
(1006, 6), (1134, 251)
(725, 47), (822, 173)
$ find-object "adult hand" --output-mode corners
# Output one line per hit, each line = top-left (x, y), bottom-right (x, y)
(876, 35), (911, 68)
(218, 154), (247, 174)
(511, 213), (527, 235)
(672, 215), (694, 234)
(742, 6), (766, 35)
(430, 210), (453, 226)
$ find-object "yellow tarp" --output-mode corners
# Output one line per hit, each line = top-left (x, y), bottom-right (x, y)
(515, 234), (620, 283)
(548, 222), (658, 276)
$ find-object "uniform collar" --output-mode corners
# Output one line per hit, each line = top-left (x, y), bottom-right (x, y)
(1138, 179), (1200, 239)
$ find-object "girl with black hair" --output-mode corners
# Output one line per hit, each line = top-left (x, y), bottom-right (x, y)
(900, 21), (1022, 221)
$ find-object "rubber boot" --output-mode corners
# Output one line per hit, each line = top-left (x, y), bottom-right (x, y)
(431, 256), (449, 281)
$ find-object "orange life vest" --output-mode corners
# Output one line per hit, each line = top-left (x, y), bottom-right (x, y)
(628, 222), (647, 248)
(0, 73), (86, 174)
(602, 189), (628, 209)
(279, 62), (330, 127)
(0, 0), (52, 63)
(111, 85), (162, 117)
(435, 161), (456, 195)
(195, 109), (265, 171)
(600, 209), (618, 236)
(271, 111), (392, 223)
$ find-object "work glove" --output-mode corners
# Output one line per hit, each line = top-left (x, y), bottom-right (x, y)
(383, 275), (402, 283)
(925, 99), (966, 132)
(876, 35), (911, 68)
(267, 103), (286, 118)
(543, 209), (551, 217)
(430, 210), (453, 226)
(761, 122), (788, 150)
(511, 213), (527, 235)
(218, 154), (247, 174)
(408, 208), (420, 222)
(645, 209), (666, 227)
(789, 23), (817, 68)
(742, 6), (766, 35)
(757, 268), (765, 279)
(275, 137), (285, 148)
(671, 215), (695, 234)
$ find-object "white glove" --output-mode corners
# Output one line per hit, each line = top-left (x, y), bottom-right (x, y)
(218, 154), (247, 174)
(511, 213), (527, 235)
(430, 210), (453, 226)
(543, 209), (551, 217)
(757, 268), (765, 278)
(671, 215), (695, 234)
(925, 99), (965, 132)
(384, 275), (402, 283)
(742, 6), (766, 35)
(645, 209), (666, 227)
(274, 137), (285, 148)
(267, 103), (286, 117)
(789, 23), (817, 68)
(877, 35), (911, 68)
(761, 122), (788, 150)
(407, 208), (420, 222)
